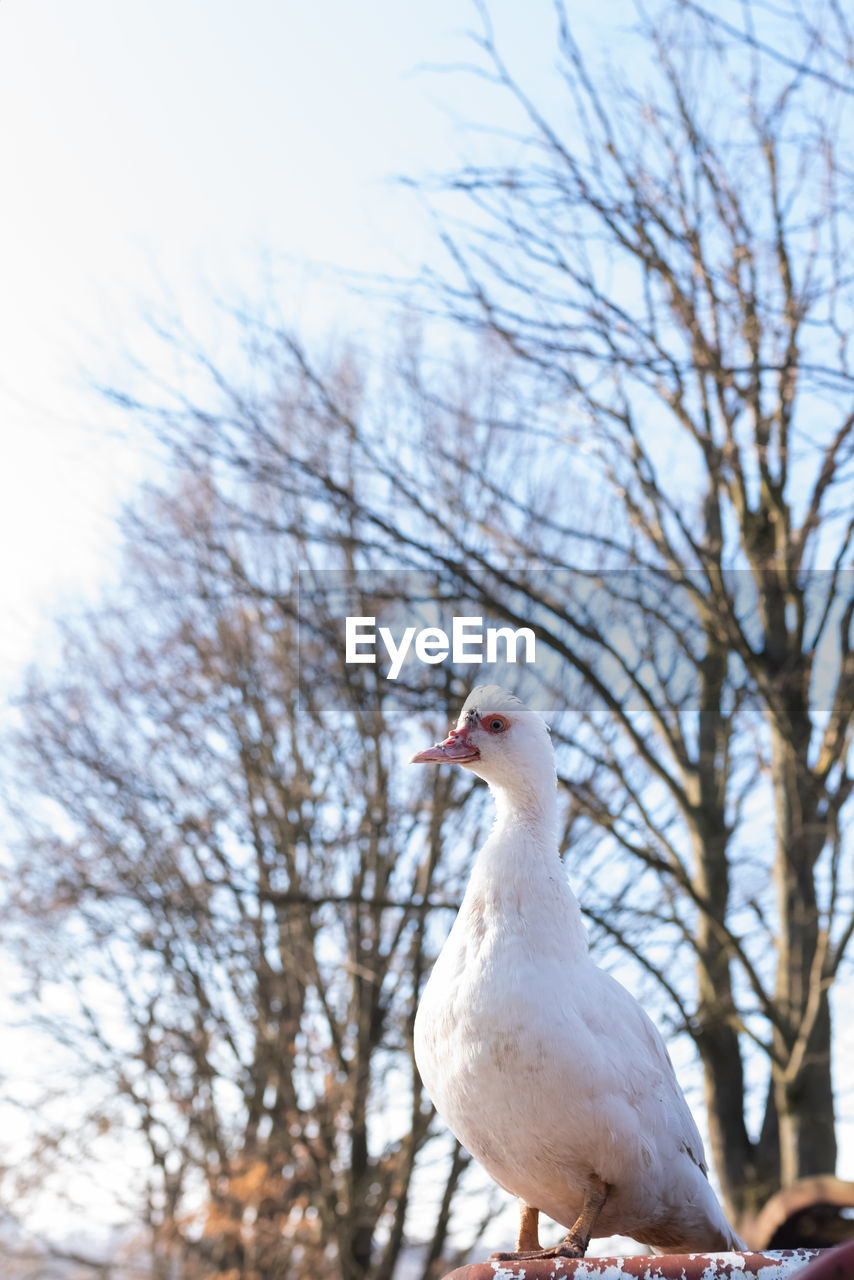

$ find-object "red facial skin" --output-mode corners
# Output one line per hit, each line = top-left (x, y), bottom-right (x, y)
(410, 712), (508, 764)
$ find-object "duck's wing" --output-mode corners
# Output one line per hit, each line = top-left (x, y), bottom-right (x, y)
(583, 965), (710, 1174)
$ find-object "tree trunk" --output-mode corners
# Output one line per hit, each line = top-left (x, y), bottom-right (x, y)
(689, 642), (759, 1219)
(692, 841), (758, 1219)
(769, 724), (837, 1184)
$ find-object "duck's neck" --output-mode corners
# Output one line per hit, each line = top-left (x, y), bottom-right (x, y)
(464, 775), (588, 958)
(484, 777), (560, 883)
(491, 774), (558, 836)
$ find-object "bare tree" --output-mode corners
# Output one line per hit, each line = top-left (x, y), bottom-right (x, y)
(405, 0), (854, 1223)
(96, 0), (854, 1228)
(2, 459), (497, 1280)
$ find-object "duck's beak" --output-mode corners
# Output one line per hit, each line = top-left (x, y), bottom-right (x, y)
(411, 725), (480, 765)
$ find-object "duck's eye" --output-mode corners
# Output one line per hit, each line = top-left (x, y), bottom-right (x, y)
(484, 715), (508, 734)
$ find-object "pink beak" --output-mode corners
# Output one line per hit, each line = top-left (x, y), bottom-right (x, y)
(411, 724), (480, 765)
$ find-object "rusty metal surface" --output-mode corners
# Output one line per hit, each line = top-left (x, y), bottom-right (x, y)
(442, 1249), (821, 1280)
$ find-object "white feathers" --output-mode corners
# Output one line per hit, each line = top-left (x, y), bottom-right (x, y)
(412, 686), (744, 1253)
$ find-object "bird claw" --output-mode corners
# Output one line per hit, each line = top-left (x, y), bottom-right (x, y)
(489, 1242), (585, 1262)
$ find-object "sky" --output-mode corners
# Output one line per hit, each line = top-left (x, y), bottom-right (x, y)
(0, 0), (557, 694)
(1, 0), (853, 1256)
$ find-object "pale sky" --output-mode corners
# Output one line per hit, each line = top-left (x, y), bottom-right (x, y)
(0, 0), (554, 693)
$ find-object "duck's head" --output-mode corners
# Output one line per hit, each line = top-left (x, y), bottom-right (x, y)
(411, 685), (555, 797)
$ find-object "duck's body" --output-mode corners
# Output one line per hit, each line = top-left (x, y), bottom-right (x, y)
(412, 686), (744, 1257)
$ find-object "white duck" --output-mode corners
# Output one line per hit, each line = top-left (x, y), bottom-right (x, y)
(411, 685), (744, 1259)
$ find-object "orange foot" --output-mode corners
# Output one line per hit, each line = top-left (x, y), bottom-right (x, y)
(489, 1236), (586, 1262)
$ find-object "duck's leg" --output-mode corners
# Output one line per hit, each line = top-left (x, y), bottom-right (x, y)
(553, 1175), (609, 1258)
(490, 1176), (609, 1261)
(489, 1202), (541, 1260)
(517, 1203), (542, 1251)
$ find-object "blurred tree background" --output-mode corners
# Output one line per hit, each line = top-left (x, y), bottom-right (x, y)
(2, 0), (854, 1276)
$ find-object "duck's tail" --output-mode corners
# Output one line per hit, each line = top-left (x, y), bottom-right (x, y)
(642, 1191), (747, 1254)
(703, 1204), (747, 1253)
